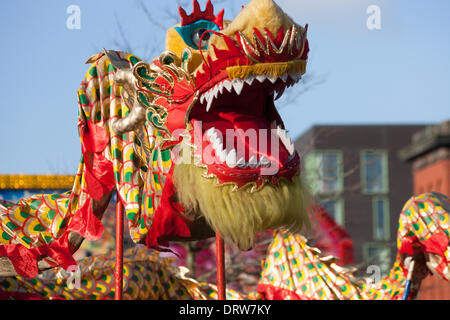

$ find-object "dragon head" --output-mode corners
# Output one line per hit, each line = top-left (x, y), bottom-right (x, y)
(114, 0), (310, 249)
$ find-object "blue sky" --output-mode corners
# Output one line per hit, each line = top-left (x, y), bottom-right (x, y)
(0, 0), (449, 174)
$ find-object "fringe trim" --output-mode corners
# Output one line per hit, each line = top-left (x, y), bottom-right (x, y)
(226, 60), (307, 80)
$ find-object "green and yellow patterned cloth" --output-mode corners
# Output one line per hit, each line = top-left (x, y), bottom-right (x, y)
(1, 192), (449, 300)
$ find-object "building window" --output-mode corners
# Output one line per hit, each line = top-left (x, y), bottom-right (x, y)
(305, 150), (343, 195)
(361, 150), (389, 194)
(363, 244), (391, 277)
(372, 197), (390, 241)
(322, 198), (345, 227)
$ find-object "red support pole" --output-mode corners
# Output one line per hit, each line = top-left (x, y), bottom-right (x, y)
(216, 232), (226, 300)
(114, 192), (124, 300)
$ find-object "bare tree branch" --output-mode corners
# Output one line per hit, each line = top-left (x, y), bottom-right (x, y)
(277, 72), (329, 110)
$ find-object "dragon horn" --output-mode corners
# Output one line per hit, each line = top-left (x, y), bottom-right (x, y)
(111, 99), (146, 135)
(103, 49), (147, 135)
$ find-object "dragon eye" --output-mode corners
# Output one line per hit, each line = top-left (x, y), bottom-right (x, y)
(175, 19), (219, 50)
(191, 28), (210, 49)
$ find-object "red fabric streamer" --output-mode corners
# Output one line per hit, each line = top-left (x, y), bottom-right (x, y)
(257, 284), (305, 300)
(399, 232), (448, 257)
(146, 169), (192, 249)
(68, 198), (104, 241)
(0, 289), (44, 300)
(0, 232), (77, 279)
(79, 120), (115, 201)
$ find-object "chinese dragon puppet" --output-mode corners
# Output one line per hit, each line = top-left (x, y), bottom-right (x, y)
(0, 0), (449, 300)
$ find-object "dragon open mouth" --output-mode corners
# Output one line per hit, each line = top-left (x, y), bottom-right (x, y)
(188, 71), (302, 188)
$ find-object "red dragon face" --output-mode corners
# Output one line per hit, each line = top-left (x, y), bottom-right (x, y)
(132, 0), (309, 192)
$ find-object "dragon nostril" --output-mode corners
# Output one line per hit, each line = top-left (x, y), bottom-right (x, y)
(158, 51), (181, 67)
(163, 56), (174, 65)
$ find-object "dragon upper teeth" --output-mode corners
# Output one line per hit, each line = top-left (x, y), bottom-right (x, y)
(244, 76), (255, 86)
(223, 80), (233, 93)
(275, 126), (295, 155)
(268, 77), (277, 84)
(200, 73), (303, 112)
(206, 91), (214, 112)
(289, 73), (302, 83)
(231, 79), (244, 95)
(275, 87), (286, 100)
(256, 75), (266, 83)
(212, 85), (219, 99)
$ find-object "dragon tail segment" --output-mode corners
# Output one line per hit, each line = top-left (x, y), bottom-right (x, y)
(257, 192), (450, 300)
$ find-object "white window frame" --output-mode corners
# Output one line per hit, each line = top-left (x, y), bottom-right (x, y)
(372, 197), (390, 241)
(360, 150), (389, 194)
(304, 150), (344, 196)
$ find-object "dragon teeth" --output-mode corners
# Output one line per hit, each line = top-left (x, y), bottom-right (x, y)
(275, 87), (286, 100)
(260, 156), (271, 167)
(237, 157), (246, 168)
(218, 82), (224, 95)
(216, 149), (227, 163)
(256, 75), (266, 83)
(287, 153), (295, 162)
(226, 149), (237, 168)
(205, 130), (278, 169)
(275, 126), (295, 155)
(205, 91), (214, 112)
(212, 85), (219, 99)
(289, 73), (302, 83)
(268, 77), (277, 84)
(248, 155), (258, 168)
(244, 76), (255, 86)
(223, 80), (233, 93)
(231, 79), (244, 95)
(200, 72), (303, 112)
(206, 127), (215, 137)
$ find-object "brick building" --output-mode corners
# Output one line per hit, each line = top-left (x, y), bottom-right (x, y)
(399, 120), (450, 300)
(295, 124), (426, 275)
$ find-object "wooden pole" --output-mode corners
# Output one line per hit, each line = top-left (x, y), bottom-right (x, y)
(114, 192), (124, 300)
(216, 232), (226, 300)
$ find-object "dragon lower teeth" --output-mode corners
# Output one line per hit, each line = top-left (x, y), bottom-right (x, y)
(237, 157), (246, 168)
(248, 155), (258, 168)
(226, 149), (237, 168)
